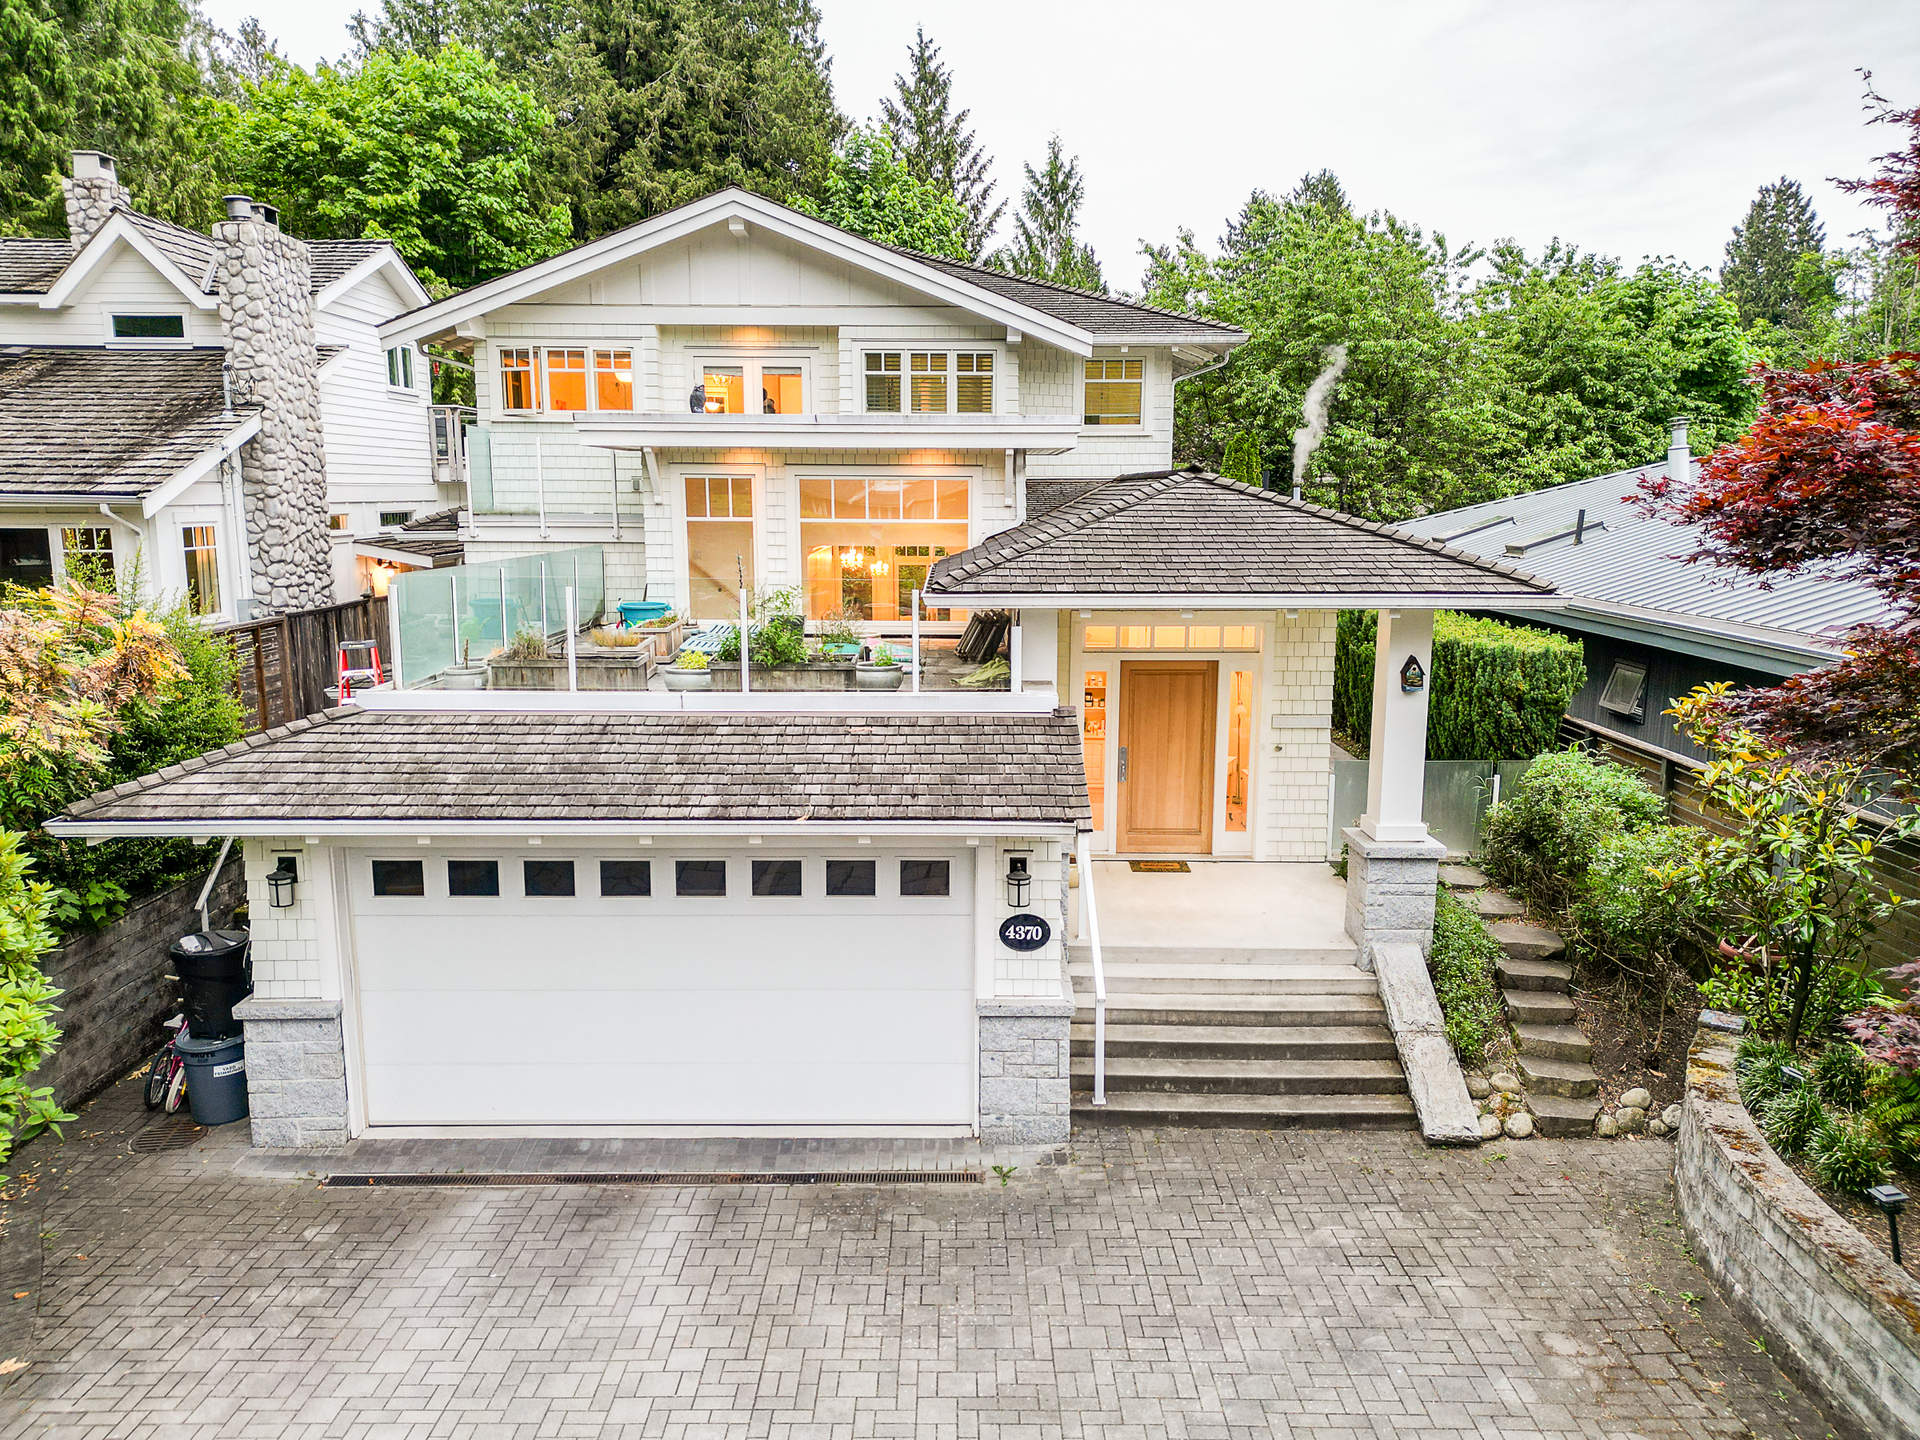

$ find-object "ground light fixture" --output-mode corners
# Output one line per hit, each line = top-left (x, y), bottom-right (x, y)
(1867, 1184), (1908, 1267)
(267, 855), (299, 908)
(1781, 1065), (1807, 1089)
(1005, 854), (1031, 908)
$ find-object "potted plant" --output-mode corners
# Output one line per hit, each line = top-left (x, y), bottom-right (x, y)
(855, 642), (905, 691)
(663, 647), (712, 691)
(439, 636), (489, 690)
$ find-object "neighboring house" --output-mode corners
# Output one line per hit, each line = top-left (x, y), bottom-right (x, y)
(0, 152), (449, 620)
(376, 186), (1244, 632)
(350, 506), (466, 597)
(1400, 419), (1895, 762)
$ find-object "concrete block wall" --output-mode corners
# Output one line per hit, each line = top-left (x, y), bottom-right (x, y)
(977, 998), (1072, 1145)
(1343, 828), (1445, 966)
(231, 998), (348, 1148)
(1259, 609), (1336, 860)
(1677, 1032), (1920, 1440)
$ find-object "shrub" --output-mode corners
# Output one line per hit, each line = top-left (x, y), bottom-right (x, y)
(1333, 609), (1584, 761)
(1811, 1112), (1893, 1193)
(1865, 1065), (1920, 1167)
(1760, 1086), (1830, 1158)
(499, 628), (548, 661)
(1482, 748), (1668, 911)
(749, 622), (807, 667)
(0, 831), (73, 1176)
(1738, 1041), (1794, 1113)
(1813, 1042), (1869, 1109)
(673, 649), (709, 671)
(1428, 887), (1505, 1065)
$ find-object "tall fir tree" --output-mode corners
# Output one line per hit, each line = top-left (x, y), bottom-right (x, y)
(1721, 177), (1828, 330)
(877, 27), (1000, 259)
(992, 134), (1104, 293)
(0, 0), (73, 234)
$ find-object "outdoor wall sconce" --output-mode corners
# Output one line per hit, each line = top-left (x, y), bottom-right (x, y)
(1399, 654), (1426, 693)
(1868, 1183), (1908, 1266)
(267, 856), (299, 909)
(1005, 854), (1031, 908)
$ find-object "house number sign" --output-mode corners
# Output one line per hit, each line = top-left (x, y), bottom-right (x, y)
(998, 914), (1052, 952)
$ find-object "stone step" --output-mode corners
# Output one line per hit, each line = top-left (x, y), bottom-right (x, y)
(1472, 891), (1526, 920)
(1488, 921), (1567, 963)
(1068, 962), (1378, 995)
(1503, 988), (1577, 1025)
(1518, 1054), (1600, 1099)
(1068, 944), (1359, 967)
(1070, 1022), (1398, 1061)
(1438, 863), (1490, 891)
(1082, 993), (1388, 1028)
(1495, 956), (1574, 993)
(1529, 1093), (1604, 1138)
(1072, 1056), (1408, 1097)
(1071, 1090), (1418, 1130)
(1515, 1022), (1592, 1064)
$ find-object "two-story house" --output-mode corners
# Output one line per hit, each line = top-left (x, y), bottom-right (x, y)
(0, 152), (451, 621)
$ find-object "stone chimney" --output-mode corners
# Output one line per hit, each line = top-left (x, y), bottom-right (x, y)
(214, 195), (332, 613)
(62, 151), (131, 248)
(1667, 416), (1691, 482)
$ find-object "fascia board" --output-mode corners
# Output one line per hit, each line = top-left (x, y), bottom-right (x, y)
(41, 219), (218, 311)
(140, 413), (261, 517)
(921, 590), (1566, 610)
(44, 817), (1085, 841)
(315, 247), (432, 312)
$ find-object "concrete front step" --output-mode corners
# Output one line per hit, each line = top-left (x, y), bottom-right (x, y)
(1072, 1090), (1417, 1130)
(1515, 1022), (1592, 1063)
(1518, 1054), (1600, 1098)
(1438, 863), (1490, 891)
(1083, 992), (1388, 1028)
(1529, 1093), (1604, 1137)
(1504, 988), (1577, 1025)
(1488, 921), (1567, 963)
(1495, 956), (1574, 993)
(1067, 962), (1379, 995)
(1075, 1056), (1407, 1096)
(1067, 944), (1359, 967)
(1070, 1022), (1399, 1061)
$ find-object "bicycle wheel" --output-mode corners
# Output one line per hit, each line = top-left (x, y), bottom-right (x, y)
(143, 1049), (173, 1110)
(163, 1062), (187, 1115)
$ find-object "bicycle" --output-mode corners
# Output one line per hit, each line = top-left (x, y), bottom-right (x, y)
(143, 1016), (188, 1113)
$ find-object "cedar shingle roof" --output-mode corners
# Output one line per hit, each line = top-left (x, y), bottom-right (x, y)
(0, 346), (256, 500)
(0, 226), (396, 296)
(53, 707), (1092, 830)
(930, 467), (1557, 601)
(127, 213), (217, 287)
(0, 240), (75, 294)
(308, 240), (388, 290)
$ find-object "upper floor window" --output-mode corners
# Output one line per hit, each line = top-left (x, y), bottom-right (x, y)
(547, 348), (588, 411)
(694, 357), (805, 415)
(1084, 357), (1143, 426)
(865, 351), (993, 414)
(385, 345), (415, 390)
(110, 313), (185, 343)
(500, 348), (540, 411)
(498, 345), (634, 414)
(596, 350), (633, 410)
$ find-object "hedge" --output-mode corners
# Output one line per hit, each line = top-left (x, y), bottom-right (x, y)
(1332, 610), (1585, 761)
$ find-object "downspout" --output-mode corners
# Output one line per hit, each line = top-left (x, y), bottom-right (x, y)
(98, 503), (145, 593)
(195, 836), (234, 932)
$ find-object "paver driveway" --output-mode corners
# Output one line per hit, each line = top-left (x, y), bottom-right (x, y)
(0, 1080), (1836, 1439)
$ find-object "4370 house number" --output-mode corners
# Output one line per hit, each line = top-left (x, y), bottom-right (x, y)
(998, 914), (1051, 952)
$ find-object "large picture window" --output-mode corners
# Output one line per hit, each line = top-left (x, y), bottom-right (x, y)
(545, 348), (588, 411)
(684, 475), (754, 619)
(1084, 357), (1143, 426)
(499, 345), (634, 413)
(798, 476), (968, 621)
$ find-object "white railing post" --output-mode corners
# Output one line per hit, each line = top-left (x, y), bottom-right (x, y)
(1075, 830), (1107, 1107)
(565, 586), (578, 691)
(738, 558), (751, 696)
(535, 433), (548, 539)
(911, 587), (922, 694)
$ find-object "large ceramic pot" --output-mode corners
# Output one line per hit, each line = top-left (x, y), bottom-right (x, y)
(662, 665), (712, 691)
(853, 661), (905, 691)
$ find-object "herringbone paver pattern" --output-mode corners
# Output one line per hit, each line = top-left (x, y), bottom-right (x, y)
(0, 1080), (1835, 1438)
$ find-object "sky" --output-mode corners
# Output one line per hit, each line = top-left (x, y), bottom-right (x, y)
(204, 0), (1920, 291)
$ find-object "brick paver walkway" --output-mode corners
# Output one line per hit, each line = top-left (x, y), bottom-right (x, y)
(0, 1079), (1836, 1438)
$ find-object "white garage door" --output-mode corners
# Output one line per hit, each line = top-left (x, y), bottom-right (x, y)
(348, 848), (976, 1127)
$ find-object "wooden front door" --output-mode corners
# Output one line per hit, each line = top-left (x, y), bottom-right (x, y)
(1117, 660), (1217, 854)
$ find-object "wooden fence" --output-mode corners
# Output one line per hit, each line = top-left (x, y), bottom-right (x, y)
(1560, 714), (1920, 974)
(214, 595), (390, 734)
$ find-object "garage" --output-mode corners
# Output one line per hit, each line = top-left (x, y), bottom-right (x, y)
(348, 846), (978, 1128)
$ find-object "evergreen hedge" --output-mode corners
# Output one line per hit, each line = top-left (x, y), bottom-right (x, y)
(1332, 609), (1585, 761)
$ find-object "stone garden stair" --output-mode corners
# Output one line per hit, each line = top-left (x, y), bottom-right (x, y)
(1066, 945), (1416, 1130)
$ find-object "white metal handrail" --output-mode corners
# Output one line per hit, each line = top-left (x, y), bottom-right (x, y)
(1075, 830), (1107, 1106)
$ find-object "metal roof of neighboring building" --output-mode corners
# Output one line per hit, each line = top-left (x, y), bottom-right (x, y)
(1398, 461), (1896, 659)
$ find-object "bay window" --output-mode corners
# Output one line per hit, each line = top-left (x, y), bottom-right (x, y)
(799, 475), (968, 621)
(863, 350), (993, 413)
(684, 475), (754, 619)
(1084, 357), (1144, 425)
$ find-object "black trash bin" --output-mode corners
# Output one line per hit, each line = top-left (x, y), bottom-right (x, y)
(170, 929), (251, 1040)
(177, 1034), (248, 1125)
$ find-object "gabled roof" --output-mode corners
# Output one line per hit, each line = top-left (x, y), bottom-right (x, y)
(1398, 462), (1896, 661)
(928, 467), (1558, 606)
(126, 212), (218, 289)
(47, 706), (1092, 834)
(381, 187), (1245, 356)
(0, 346), (257, 504)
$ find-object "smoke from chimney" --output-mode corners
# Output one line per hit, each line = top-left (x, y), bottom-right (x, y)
(1290, 344), (1349, 502)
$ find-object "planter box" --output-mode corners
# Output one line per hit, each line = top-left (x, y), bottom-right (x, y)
(486, 654), (654, 691)
(634, 621), (686, 661)
(707, 660), (857, 692)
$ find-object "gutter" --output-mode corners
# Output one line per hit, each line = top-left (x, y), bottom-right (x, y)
(920, 591), (1567, 612)
(46, 818), (1089, 842)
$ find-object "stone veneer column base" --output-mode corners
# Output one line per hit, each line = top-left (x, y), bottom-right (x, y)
(1343, 826), (1448, 971)
(978, 999), (1073, 1145)
(231, 997), (348, 1148)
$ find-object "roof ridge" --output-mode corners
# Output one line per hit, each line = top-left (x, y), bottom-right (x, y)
(881, 243), (1245, 335)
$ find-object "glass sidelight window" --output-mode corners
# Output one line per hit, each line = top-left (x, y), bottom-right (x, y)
(1226, 670), (1254, 832)
(1083, 671), (1108, 832)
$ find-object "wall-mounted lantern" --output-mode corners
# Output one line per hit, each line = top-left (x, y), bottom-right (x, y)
(267, 855), (299, 909)
(1005, 854), (1031, 908)
(1399, 654), (1426, 693)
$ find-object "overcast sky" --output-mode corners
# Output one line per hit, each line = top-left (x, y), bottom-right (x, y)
(204, 0), (1920, 290)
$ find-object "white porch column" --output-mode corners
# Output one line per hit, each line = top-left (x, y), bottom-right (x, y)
(1344, 607), (1446, 969)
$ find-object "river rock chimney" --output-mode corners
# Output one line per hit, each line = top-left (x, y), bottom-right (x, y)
(63, 152), (131, 248)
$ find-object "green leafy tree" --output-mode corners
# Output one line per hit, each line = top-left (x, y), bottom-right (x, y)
(227, 45), (573, 293)
(0, 831), (70, 1177)
(992, 134), (1104, 293)
(878, 27), (1001, 259)
(0, 0), (73, 234)
(793, 124), (970, 260)
(1721, 177), (1829, 330)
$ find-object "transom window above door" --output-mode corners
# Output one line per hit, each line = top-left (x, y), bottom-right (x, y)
(1084, 623), (1258, 651)
(863, 351), (993, 414)
(693, 357), (807, 415)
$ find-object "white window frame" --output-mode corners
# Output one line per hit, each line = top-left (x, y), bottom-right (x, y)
(385, 344), (416, 392)
(671, 463), (766, 621)
(103, 306), (191, 348)
(56, 524), (117, 586)
(172, 510), (232, 621)
(861, 347), (999, 415)
(1082, 353), (1148, 431)
(493, 342), (643, 418)
(688, 351), (813, 417)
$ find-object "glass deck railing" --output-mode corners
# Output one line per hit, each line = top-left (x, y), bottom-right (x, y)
(390, 545), (606, 687)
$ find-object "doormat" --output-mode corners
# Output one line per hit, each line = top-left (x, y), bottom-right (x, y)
(1128, 860), (1191, 873)
(321, 1170), (982, 1188)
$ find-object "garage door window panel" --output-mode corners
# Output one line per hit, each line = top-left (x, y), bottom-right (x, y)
(677, 859), (727, 897)
(600, 859), (651, 896)
(448, 860), (500, 897)
(752, 859), (803, 896)
(900, 859), (950, 897)
(371, 859), (425, 897)
(826, 859), (876, 897)
(524, 859), (576, 897)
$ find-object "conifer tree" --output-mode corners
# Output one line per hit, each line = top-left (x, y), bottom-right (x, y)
(1721, 177), (1828, 330)
(992, 134), (1104, 293)
(878, 27), (1000, 259)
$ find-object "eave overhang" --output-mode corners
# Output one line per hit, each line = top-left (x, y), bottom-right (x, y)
(571, 411), (1084, 455)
